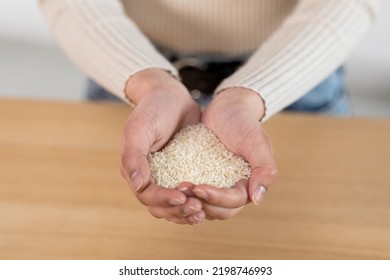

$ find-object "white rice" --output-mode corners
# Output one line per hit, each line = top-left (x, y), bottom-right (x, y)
(148, 124), (251, 188)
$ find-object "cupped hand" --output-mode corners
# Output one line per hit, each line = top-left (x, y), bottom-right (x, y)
(120, 69), (205, 225)
(195, 87), (278, 220)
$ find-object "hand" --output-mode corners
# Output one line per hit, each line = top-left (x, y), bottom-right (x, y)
(120, 69), (205, 225)
(195, 87), (278, 220)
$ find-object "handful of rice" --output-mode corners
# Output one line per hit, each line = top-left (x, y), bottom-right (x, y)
(148, 124), (251, 188)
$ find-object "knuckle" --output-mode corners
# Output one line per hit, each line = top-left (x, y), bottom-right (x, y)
(256, 164), (278, 184)
(268, 166), (278, 180)
(121, 152), (132, 169)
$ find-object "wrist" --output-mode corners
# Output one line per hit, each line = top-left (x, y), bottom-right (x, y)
(125, 68), (182, 104)
(216, 87), (265, 120)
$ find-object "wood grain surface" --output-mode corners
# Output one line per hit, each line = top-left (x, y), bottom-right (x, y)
(0, 98), (389, 260)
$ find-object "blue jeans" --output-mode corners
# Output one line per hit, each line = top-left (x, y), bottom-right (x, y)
(285, 67), (350, 116)
(86, 67), (350, 116)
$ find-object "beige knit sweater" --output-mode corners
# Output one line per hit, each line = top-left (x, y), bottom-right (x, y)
(39, 0), (379, 120)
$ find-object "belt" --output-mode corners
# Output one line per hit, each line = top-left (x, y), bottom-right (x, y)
(170, 56), (244, 101)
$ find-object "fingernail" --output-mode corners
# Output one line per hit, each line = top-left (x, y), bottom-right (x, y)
(169, 197), (186, 206)
(193, 189), (208, 201)
(177, 185), (189, 192)
(190, 212), (205, 225)
(177, 185), (190, 195)
(194, 211), (205, 221)
(130, 171), (143, 192)
(183, 205), (201, 216)
(252, 186), (267, 205)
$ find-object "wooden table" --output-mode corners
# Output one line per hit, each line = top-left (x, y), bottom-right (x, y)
(0, 98), (389, 260)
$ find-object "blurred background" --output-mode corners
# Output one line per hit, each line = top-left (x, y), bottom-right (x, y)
(0, 1), (389, 117)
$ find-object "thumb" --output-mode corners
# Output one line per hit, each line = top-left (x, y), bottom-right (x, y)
(121, 148), (150, 193)
(243, 129), (278, 205)
(121, 113), (154, 193)
(248, 165), (277, 205)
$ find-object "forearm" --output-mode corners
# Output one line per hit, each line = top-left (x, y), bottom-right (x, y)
(217, 0), (379, 121)
(39, 0), (178, 103)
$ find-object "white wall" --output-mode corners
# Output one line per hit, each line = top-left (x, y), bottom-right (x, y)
(0, 0), (389, 116)
(0, 0), (55, 46)
(0, 0), (85, 101)
(345, 1), (390, 116)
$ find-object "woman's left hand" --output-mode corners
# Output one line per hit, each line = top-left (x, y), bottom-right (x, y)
(195, 87), (278, 220)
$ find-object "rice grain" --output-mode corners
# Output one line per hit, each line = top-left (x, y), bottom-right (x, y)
(148, 124), (251, 188)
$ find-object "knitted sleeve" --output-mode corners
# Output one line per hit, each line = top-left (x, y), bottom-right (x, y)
(39, 0), (178, 104)
(216, 0), (380, 121)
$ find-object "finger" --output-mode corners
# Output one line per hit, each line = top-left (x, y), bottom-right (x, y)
(202, 204), (244, 221)
(168, 211), (206, 225)
(135, 183), (187, 207)
(192, 180), (250, 208)
(176, 182), (196, 197)
(188, 210), (206, 225)
(148, 197), (202, 219)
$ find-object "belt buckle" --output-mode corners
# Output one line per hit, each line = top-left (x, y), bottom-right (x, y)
(173, 57), (207, 72)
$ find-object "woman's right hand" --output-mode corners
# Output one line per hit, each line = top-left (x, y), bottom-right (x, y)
(120, 69), (205, 225)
